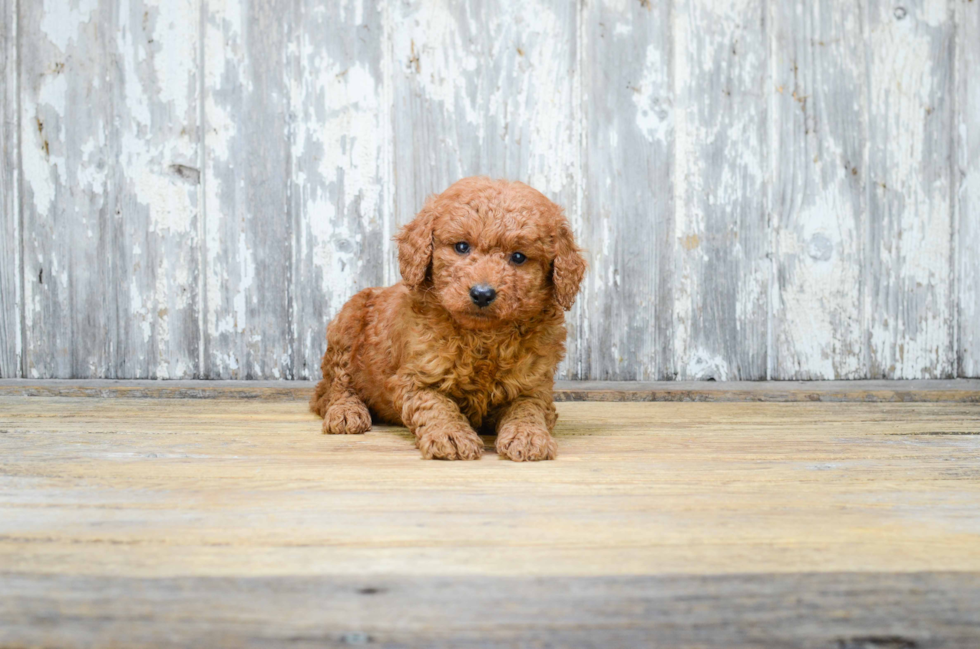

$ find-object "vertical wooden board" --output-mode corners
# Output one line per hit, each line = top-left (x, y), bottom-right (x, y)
(672, 0), (769, 380)
(288, 1), (388, 380)
(388, 0), (579, 374)
(113, 0), (203, 379)
(958, 0), (980, 377)
(0, 0), (19, 378)
(203, 0), (292, 379)
(20, 0), (202, 378)
(19, 0), (92, 378)
(770, 0), (867, 379)
(866, 0), (954, 379)
(579, 0), (673, 380)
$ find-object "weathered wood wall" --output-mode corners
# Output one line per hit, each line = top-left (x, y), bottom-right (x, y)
(1, 0), (19, 379)
(0, 0), (977, 381)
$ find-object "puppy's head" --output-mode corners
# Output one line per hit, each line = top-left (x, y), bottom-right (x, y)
(397, 177), (586, 329)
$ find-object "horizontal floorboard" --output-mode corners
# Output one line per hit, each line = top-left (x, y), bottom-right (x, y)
(3, 572), (979, 649)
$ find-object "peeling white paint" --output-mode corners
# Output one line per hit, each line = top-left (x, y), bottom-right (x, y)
(672, 0), (769, 380)
(21, 74), (68, 216)
(394, 1), (481, 127)
(146, 0), (198, 118)
(40, 0), (98, 53)
(685, 349), (731, 381)
(632, 43), (670, 144)
(957, 0), (980, 375)
(867, 0), (953, 378)
(203, 0), (247, 367)
(294, 59), (380, 302)
(0, 0), (21, 378)
(521, 0), (576, 197)
(769, 0), (868, 380)
(776, 191), (863, 379)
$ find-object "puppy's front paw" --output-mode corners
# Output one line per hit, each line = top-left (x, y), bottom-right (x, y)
(496, 424), (557, 462)
(323, 399), (372, 435)
(417, 424), (484, 461)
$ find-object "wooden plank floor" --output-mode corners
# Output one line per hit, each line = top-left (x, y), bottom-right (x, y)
(2, 393), (979, 647)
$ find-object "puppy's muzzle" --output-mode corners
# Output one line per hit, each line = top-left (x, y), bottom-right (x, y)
(469, 284), (497, 308)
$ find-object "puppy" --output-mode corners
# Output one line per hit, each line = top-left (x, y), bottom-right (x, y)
(310, 177), (586, 461)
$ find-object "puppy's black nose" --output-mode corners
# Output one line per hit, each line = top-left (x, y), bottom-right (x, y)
(469, 284), (497, 308)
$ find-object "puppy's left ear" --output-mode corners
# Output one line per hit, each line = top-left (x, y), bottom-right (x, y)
(396, 204), (436, 290)
(552, 216), (586, 310)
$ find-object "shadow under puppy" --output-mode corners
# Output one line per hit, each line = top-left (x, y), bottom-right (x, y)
(310, 177), (586, 461)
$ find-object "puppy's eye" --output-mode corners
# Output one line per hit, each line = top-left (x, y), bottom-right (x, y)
(454, 242), (470, 254)
(510, 252), (527, 265)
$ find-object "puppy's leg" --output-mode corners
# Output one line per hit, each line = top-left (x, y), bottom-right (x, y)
(310, 331), (371, 436)
(494, 392), (558, 462)
(402, 390), (484, 461)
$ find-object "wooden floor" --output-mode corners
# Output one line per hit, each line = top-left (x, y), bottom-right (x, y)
(2, 387), (980, 647)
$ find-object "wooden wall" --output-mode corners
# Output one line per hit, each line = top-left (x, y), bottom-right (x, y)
(0, 0), (977, 381)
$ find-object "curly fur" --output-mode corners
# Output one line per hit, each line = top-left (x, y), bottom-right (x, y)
(310, 177), (586, 461)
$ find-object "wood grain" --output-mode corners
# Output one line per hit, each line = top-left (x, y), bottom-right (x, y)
(958, 0), (980, 377)
(3, 572), (979, 648)
(672, 0), (769, 380)
(203, 0), (292, 379)
(579, 0), (673, 380)
(2, 378), (980, 402)
(19, 0), (203, 379)
(1, 398), (978, 577)
(1, 397), (979, 646)
(0, 0), (19, 378)
(388, 0), (578, 230)
(866, 0), (955, 378)
(288, 0), (389, 380)
(771, 0), (867, 380)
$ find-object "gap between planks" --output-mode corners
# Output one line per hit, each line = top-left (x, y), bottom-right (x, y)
(0, 379), (979, 402)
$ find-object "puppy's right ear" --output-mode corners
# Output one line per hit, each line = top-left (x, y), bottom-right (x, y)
(396, 204), (436, 290)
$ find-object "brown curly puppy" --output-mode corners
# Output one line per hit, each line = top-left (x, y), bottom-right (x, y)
(310, 177), (586, 461)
